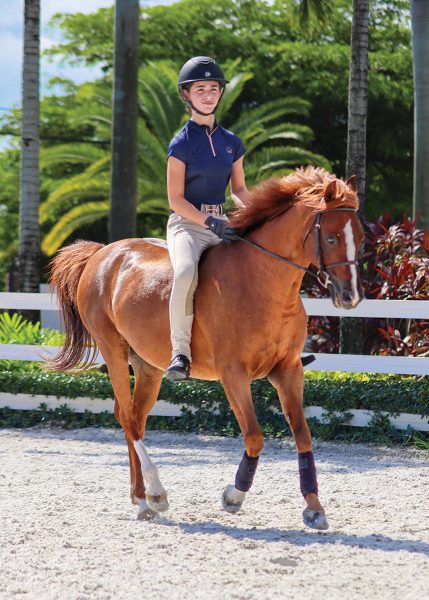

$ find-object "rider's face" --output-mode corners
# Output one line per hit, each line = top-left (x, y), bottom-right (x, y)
(185, 81), (222, 113)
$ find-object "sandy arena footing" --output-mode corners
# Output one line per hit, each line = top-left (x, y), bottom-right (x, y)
(1, 428), (428, 600)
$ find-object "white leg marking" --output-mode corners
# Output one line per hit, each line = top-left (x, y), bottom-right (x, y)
(136, 497), (150, 511)
(135, 497), (156, 520)
(343, 219), (359, 305)
(133, 439), (165, 496)
(222, 484), (247, 513)
(228, 486), (247, 504)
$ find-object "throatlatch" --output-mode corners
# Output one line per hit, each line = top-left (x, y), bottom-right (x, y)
(298, 451), (318, 497)
(235, 452), (259, 492)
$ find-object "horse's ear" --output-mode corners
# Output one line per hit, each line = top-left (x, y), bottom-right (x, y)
(346, 175), (357, 192)
(324, 180), (337, 203)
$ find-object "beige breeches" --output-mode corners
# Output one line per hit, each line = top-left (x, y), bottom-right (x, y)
(166, 212), (224, 360)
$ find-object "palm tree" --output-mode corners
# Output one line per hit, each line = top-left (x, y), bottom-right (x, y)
(345, 0), (369, 216)
(298, 0), (369, 354)
(40, 61), (330, 256)
(18, 0), (41, 307)
(411, 0), (429, 230)
(340, 0), (369, 354)
(109, 0), (140, 242)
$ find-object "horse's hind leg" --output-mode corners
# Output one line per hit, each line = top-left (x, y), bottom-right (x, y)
(220, 373), (264, 514)
(128, 350), (167, 519)
(112, 398), (152, 518)
(96, 332), (167, 520)
(269, 359), (328, 531)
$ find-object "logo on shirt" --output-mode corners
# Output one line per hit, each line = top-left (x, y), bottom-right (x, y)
(204, 71), (211, 77)
(226, 146), (233, 154)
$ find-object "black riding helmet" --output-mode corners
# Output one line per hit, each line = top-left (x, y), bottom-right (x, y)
(178, 56), (229, 116)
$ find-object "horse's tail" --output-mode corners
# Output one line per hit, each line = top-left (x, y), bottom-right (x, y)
(46, 240), (104, 372)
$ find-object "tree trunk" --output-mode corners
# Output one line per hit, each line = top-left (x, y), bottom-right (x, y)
(18, 0), (41, 322)
(411, 0), (429, 231)
(109, 0), (140, 242)
(340, 0), (369, 354)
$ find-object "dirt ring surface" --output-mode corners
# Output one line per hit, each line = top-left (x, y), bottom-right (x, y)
(1, 428), (428, 600)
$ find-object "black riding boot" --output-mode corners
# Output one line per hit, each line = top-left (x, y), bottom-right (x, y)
(166, 354), (190, 381)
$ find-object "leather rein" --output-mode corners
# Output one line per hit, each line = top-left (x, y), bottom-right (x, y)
(234, 207), (359, 289)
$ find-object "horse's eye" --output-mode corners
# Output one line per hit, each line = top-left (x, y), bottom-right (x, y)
(326, 235), (336, 245)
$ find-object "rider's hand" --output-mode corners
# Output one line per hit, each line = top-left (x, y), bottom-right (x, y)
(205, 216), (239, 243)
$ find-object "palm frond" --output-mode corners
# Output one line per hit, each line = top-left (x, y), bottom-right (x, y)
(216, 72), (253, 122)
(42, 201), (110, 256)
(138, 119), (169, 176)
(245, 146), (331, 184)
(233, 97), (311, 138)
(297, 0), (331, 25)
(139, 62), (183, 146)
(244, 123), (314, 154)
(40, 144), (107, 169)
(40, 167), (110, 223)
(136, 197), (170, 215)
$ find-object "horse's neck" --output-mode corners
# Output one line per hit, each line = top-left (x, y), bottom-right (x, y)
(225, 205), (312, 315)
(248, 204), (313, 266)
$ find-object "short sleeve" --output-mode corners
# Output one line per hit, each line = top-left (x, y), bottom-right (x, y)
(233, 136), (246, 162)
(167, 134), (188, 164)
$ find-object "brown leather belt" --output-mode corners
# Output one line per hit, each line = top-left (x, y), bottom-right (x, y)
(169, 204), (224, 216)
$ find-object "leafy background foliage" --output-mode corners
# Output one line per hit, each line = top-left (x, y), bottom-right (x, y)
(304, 214), (429, 356)
(0, 0), (414, 281)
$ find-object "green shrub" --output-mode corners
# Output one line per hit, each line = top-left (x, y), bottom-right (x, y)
(1, 369), (428, 417)
(0, 312), (65, 372)
(1, 369), (429, 445)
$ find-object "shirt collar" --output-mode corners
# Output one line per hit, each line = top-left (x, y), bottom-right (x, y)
(188, 119), (219, 134)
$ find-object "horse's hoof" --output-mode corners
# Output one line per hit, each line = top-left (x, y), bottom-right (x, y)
(137, 507), (156, 521)
(303, 509), (329, 530)
(146, 493), (169, 513)
(222, 485), (245, 514)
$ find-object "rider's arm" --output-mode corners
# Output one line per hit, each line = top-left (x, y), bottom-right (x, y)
(167, 156), (208, 226)
(230, 156), (250, 208)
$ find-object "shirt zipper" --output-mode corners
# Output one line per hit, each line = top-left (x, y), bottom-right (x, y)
(206, 127), (218, 157)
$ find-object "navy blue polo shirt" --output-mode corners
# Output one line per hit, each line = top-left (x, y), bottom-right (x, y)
(167, 120), (246, 206)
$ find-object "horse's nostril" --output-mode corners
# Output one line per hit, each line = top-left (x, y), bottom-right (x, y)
(342, 290), (353, 304)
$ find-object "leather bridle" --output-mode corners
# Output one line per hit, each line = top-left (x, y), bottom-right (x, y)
(235, 207), (359, 289)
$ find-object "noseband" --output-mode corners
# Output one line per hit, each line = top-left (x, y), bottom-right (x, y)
(235, 207), (359, 289)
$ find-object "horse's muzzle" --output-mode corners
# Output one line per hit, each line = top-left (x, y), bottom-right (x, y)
(329, 280), (363, 310)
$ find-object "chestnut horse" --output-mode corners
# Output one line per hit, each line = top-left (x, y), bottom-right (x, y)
(48, 167), (363, 529)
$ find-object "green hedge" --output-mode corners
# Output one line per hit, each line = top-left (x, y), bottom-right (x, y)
(0, 369), (428, 417)
(1, 369), (428, 446)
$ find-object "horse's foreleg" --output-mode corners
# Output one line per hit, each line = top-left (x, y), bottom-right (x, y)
(221, 374), (264, 514)
(269, 359), (328, 530)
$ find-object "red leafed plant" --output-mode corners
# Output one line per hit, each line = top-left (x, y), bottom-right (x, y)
(363, 214), (429, 356)
(303, 214), (429, 356)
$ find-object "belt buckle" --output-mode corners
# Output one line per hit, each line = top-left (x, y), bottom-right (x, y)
(201, 204), (222, 216)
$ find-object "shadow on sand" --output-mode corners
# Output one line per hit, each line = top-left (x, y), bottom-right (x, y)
(155, 518), (429, 557)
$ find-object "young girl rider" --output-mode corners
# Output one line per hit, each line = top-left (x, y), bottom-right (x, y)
(165, 56), (249, 381)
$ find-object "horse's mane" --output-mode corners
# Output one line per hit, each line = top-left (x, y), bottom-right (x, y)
(229, 166), (358, 232)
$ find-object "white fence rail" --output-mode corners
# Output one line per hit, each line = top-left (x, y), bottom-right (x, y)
(0, 293), (428, 375)
(1, 392), (428, 431)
